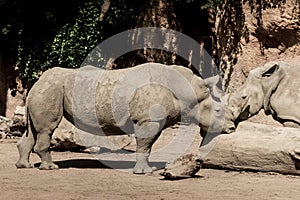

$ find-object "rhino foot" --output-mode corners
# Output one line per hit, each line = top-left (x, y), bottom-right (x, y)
(133, 164), (154, 174)
(15, 160), (34, 169)
(39, 162), (59, 170)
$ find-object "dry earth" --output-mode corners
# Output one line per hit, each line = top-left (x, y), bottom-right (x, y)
(1, 139), (300, 200)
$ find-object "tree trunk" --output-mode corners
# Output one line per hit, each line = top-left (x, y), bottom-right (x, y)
(215, 0), (247, 90)
(0, 39), (16, 117)
(0, 49), (8, 116)
(99, 0), (111, 22)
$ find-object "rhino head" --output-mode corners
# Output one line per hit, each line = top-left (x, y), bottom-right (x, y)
(197, 75), (236, 134)
(226, 61), (286, 126)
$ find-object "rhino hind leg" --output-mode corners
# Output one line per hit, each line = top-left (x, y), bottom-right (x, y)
(34, 130), (59, 170)
(133, 121), (162, 174)
(16, 130), (35, 168)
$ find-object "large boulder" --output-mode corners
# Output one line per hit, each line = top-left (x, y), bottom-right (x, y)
(160, 121), (300, 178)
(201, 122), (300, 175)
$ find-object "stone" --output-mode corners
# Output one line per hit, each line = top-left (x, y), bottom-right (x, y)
(9, 106), (26, 137)
(160, 153), (202, 179)
(14, 105), (25, 116)
(200, 122), (300, 175)
(0, 116), (13, 136)
(159, 124), (202, 179)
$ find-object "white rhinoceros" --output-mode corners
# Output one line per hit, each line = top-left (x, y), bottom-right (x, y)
(227, 61), (300, 128)
(16, 63), (234, 173)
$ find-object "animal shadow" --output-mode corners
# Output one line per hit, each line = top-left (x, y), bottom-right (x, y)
(34, 159), (166, 170)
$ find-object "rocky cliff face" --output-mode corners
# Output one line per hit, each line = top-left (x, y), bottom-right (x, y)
(229, 0), (299, 89)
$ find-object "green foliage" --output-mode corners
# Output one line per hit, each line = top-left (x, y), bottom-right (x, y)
(200, 0), (222, 9)
(0, 0), (140, 86)
(17, 0), (104, 83)
(48, 1), (102, 69)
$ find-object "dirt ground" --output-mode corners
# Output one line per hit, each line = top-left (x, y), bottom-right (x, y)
(1, 139), (300, 200)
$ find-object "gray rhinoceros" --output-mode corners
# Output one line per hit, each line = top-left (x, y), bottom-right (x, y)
(16, 63), (234, 173)
(227, 61), (300, 128)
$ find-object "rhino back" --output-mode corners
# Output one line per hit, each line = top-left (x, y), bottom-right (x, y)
(70, 63), (208, 131)
(93, 63), (200, 127)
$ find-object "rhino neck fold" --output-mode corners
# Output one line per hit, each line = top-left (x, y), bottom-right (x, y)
(263, 73), (285, 114)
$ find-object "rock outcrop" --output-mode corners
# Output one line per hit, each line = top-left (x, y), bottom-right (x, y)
(161, 121), (300, 179)
(0, 106), (25, 139)
(201, 122), (300, 175)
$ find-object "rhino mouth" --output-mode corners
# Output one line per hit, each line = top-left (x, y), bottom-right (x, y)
(237, 105), (251, 120)
(222, 123), (236, 134)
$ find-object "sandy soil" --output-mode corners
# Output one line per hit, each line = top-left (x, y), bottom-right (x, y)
(1, 139), (300, 200)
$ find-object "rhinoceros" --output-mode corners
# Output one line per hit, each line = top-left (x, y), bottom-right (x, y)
(16, 62), (234, 173)
(227, 61), (300, 128)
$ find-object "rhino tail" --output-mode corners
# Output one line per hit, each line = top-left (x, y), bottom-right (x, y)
(24, 103), (33, 138)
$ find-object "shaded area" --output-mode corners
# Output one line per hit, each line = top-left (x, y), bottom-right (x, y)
(161, 174), (204, 181)
(34, 158), (166, 170)
(255, 27), (299, 50)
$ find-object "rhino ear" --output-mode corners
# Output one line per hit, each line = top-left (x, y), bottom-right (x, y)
(204, 75), (224, 99)
(204, 75), (220, 87)
(261, 63), (279, 77)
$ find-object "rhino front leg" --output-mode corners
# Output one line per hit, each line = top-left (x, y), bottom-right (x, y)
(133, 121), (161, 174)
(34, 131), (59, 170)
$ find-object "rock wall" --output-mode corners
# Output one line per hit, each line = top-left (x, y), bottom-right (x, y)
(229, 0), (300, 90)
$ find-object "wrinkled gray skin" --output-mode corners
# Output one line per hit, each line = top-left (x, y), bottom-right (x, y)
(16, 63), (234, 173)
(227, 61), (300, 128)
